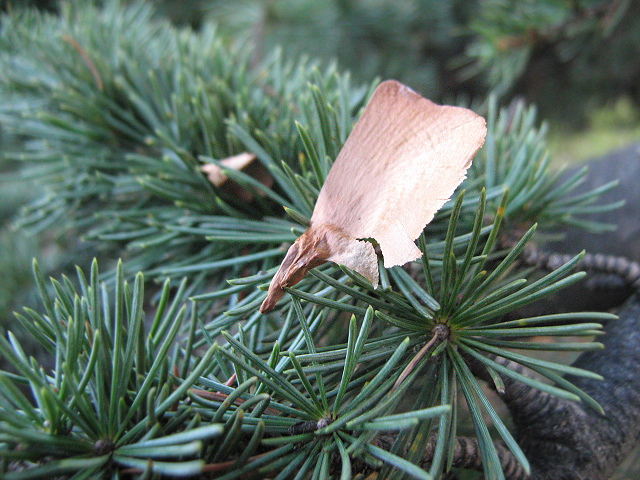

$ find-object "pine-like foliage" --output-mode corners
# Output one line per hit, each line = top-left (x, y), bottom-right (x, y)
(461, 0), (639, 122)
(0, 1), (623, 479)
(0, 0), (373, 285)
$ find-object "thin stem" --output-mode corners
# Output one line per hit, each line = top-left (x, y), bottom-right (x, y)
(392, 324), (449, 392)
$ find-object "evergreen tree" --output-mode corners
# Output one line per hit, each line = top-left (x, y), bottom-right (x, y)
(0, 2), (636, 479)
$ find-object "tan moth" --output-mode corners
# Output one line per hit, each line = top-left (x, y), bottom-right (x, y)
(261, 80), (487, 313)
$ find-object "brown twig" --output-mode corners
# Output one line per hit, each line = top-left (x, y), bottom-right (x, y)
(61, 35), (103, 91)
(494, 0), (628, 51)
(523, 245), (640, 290)
(392, 324), (449, 391)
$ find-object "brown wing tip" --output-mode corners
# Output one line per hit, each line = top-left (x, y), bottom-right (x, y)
(260, 288), (282, 313)
(258, 228), (331, 313)
(374, 79), (421, 101)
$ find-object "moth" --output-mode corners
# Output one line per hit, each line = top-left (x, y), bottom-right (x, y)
(201, 152), (273, 203)
(260, 80), (487, 313)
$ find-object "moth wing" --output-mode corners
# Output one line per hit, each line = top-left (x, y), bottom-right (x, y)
(311, 80), (487, 268)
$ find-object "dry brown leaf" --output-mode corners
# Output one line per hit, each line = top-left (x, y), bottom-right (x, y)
(201, 152), (273, 202)
(260, 80), (487, 313)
